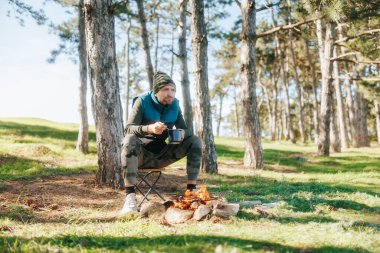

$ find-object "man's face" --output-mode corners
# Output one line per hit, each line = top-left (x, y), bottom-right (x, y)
(156, 85), (176, 105)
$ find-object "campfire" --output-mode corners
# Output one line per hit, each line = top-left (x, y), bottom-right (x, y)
(171, 187), (214, 210)
(140, 186), (240, 224)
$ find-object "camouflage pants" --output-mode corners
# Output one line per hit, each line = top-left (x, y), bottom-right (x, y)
(121, 134), (202, 186)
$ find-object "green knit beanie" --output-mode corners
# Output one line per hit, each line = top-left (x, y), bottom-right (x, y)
(153, 71), (176, 94)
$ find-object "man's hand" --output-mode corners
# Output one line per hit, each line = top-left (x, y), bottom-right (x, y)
(147, 122), (167, 135)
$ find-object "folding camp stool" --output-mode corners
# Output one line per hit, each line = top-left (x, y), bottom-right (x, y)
(136, 168), (166, 207)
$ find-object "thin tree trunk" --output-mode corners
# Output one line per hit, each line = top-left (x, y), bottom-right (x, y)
(124, 19), (131, 124)
(271, 9), (294, 143)
(338, 25), (357, 147)
(330, 101), (341, 152)
(271, 68), (278, 141)
(239, 0), (263, 169)
(216, 95), (224, 137)
(189, 0), (218, 173)
(304, 38), (319, 144)
(178, 0), (193, 135)
(136, 0), (154, 89)
(76, 0), (89, 154)
(375, 98), (380, 144)
(287, 1), (305, 143)
(332, 46), (349, 148)
(317, 20), (336, 156)
(170, 24), (175, 77)
(154, 16), (159, 72)
(233, 82), (241, 137)
(84, 0), (124, 187)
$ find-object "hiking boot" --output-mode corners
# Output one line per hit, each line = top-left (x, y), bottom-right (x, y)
(120, 193), (138, 215)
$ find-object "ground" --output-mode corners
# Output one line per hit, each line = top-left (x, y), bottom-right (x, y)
(0, 118), (379, 252)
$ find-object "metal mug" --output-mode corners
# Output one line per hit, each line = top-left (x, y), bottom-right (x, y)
(168, 129), (183, 144)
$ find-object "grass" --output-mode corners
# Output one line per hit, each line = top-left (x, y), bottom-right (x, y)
(1, 117), (380, 252)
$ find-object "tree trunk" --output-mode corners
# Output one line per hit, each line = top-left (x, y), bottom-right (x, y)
(287, 4), (305, 143)
(330, 101), (341, 152)
(337, 25), (357, 147)
(317, 20), (336, 156)
(189, 0), (218, 173)
(332, 46), (349, 148)
(170, 24), (175, 77)
(76, 0), (89, 154)
(124, 19), (131, 125)
(216, 95), (224, 137)
(375, 98), (380, 144)
(178, 0), (194, 135)
(304, 38), (319, 144)
(154, 16), (159, 72)
(136, 0), (154, 89)
(239, 0), (263, 169)
(233, 82), (241, 137)
(356, 92), (370, 147)
(271, 10), (294, 143)
(84, 0), (124, 187)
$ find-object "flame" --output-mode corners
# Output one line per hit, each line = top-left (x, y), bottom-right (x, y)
(172, 186), (212, 210)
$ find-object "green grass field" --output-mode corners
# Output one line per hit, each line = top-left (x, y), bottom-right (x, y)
(0, 118), (379, 252)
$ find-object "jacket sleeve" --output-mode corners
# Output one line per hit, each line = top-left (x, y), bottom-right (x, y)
(124, 98), (150, 136)
(175, 107), (192, 138)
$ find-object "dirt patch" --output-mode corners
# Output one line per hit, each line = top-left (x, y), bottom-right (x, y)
(0, 167), (192, 222)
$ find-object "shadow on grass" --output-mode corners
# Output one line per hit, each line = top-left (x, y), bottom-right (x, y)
(0, 154), (94, 181)
(238, 211), (337, 224)
(0, 235), (370, 253)
(0, 121), (96, 142)
(208, 175), (379, 213)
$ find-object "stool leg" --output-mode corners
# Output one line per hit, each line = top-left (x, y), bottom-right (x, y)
(136, 171), (166, 207)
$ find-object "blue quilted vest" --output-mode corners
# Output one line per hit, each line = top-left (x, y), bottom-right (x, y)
(133, 91), (179, 152)
(133, 91), (179, 127)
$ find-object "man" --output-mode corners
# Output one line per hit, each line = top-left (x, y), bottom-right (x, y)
(120, 71), (202, 214)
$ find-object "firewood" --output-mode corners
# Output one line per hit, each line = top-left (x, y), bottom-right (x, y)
(239, 200), (262, 208)
(165, 208), (194, 224)
(193, 205), (211, 221)
(140, 202), (166, 219)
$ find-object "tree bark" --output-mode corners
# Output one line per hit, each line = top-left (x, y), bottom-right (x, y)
(84, 0), (124, 187)
(338, 25), (357, 147)
(136, 0), (154, 89)
(233, 81), (241, 137)
(189, 0), (218, 173)
(154, 16), (159, 72)
(178, 0), (194, 135)
(239, 0), (263, 169)
(287, 1), (305, 143)
(216, 94), (224, 137)
(330, 101), (341, 152)
(124, 19), (131, 125)
(271, 10), (295, 143)
(375, 98), (380, 144)
(76, 0), (89, 154)
(332, 46), (349, 149)
(317, 20), (336, 156)
(304, 38), (319, 144)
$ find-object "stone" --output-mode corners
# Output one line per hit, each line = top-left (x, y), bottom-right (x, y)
(165, 208), (194, 224)
(193, 205), (211, 221)
(213, 203), (239, 218)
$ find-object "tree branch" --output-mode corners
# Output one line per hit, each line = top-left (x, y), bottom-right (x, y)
(330, 52), (359, 61)
(335, 28), (380, 44)
(256, 1), (282, 12)
(234, 0), (241, 8)
(257, 16), (320, 38)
